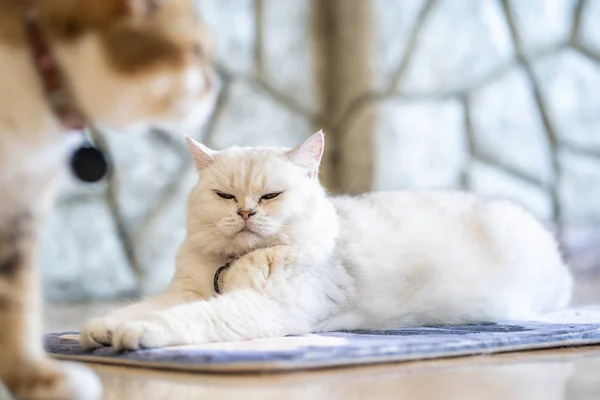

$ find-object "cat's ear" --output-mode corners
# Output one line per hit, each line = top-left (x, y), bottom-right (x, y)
(287, 130), (325, 179)
(186, 136), (216, 171)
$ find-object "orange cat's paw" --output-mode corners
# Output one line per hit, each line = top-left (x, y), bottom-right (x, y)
(7, 360), (101, 400)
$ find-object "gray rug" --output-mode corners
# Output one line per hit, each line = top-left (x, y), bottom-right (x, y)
(44, 307), (600, 372)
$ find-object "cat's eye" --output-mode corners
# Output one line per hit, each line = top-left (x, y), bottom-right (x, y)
(215, 191), (236, 201)
(260, 192), (282, 201)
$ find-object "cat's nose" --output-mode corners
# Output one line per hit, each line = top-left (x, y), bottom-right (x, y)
(237, 209), (256, 221)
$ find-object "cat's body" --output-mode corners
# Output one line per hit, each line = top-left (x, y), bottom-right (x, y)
(81, 133), (572, 352)
(0, 1), (213, 398)
(324, 191), (570, 329)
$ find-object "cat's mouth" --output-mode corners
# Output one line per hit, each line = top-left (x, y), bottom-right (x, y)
(237, 226), (256, 235)
(236, 225), (267, 240)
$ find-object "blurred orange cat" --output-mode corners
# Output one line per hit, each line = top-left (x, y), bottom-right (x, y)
(0, 1), (214, 398)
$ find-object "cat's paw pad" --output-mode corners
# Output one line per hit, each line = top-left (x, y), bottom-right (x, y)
(112, 319), (170, 351)
(80, 317), (117, 350)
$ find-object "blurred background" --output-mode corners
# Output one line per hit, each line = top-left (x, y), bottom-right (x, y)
(40, 0), (600, 304)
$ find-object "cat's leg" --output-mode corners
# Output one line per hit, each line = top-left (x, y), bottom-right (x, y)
(0, 213), (101, 400)
(112, 289), (305, 350)
(80, 287), (203, 350)
(110, 246), (327, 350)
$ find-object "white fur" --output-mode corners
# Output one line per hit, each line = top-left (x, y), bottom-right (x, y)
(81, 133), (573, 351)
(0, 43), (68, 222)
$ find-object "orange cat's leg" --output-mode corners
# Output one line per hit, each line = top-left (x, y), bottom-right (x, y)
(0, 213), (101, 400)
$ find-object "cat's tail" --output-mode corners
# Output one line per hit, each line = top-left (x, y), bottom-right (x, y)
(542, 259), (573, 312)
(487, 199), (573, 315)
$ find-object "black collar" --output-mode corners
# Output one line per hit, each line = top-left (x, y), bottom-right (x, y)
(213, 263), (231, 295)
(23, 1), (87, 131)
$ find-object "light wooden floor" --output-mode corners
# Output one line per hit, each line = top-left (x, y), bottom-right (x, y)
(43, 280), (600, 400)
(83, 349), (600, 400)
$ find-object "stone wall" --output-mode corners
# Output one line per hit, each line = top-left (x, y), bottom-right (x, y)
(41, 0), (600, 301)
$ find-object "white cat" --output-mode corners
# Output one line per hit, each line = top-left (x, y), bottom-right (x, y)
(81, 131), (572, 351)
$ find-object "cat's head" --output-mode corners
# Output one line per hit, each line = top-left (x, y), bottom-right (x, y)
(185, 132), (330, 257)
(46, 0), (214, 132)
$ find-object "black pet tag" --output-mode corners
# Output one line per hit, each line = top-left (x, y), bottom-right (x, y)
(70, 142), (109, 183)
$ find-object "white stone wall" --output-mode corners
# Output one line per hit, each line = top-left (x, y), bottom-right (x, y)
(41, 0), (600, 301)
(368, 0), (600, 222)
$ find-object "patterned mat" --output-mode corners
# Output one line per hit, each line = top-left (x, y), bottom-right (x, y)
(44, 307), (600, 372)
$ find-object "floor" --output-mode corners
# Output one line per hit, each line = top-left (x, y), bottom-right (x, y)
(42, 278), (600, 400)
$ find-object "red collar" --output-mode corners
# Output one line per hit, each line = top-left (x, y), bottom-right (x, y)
(23, 2), (87, 131)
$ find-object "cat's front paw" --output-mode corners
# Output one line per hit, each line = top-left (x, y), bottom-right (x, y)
(80, 317), (119, 350)
(112, 317), (172, 351)
(226, 246), (295, 292)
